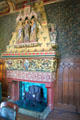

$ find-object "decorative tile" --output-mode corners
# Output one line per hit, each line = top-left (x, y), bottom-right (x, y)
(6, 70), (55, 82)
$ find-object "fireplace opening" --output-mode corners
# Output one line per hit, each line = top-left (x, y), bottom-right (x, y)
(15, 82), (47, 112)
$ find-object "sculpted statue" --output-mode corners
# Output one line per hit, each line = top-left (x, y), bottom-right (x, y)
(12, 9), (41, 45)
(30, 15), (37, 42)
(49, 24), (57, 44)
(23, 16), (30, 43)
(16, 15), (24, 44)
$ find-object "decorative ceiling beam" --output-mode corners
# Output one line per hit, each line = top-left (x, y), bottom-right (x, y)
(0, 0), (10, 15)
(0, 0), (64, 16)
(6, 0), (15, 13)
(0, 1), (6, 6)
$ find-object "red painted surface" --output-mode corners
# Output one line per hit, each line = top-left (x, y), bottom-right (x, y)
(6, 70), (54, 82)
(11, 81), (19, 101)
(2, 51), (56, 58)
(7, 77), (55, 110)
(7, 78), (54, 87)
(4, 51), (56, 110)
(47, 87), (54, 110)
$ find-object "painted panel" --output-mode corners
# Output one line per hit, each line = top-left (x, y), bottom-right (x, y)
(5, 58), (57, 72)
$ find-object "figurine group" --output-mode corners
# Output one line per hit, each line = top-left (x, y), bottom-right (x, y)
(16, 13), (38, 44)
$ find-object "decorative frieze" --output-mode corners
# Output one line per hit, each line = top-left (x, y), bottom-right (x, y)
(5, 58), (57, 72)
(2, 51), (56, 58)
(6, 70), (56, 82)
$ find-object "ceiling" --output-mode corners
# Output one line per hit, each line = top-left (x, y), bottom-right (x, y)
(0, 0), (63, 16)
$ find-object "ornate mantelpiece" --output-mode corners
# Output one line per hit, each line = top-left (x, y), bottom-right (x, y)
(1, 0), (58, 117)
(2, 51), (57, 110)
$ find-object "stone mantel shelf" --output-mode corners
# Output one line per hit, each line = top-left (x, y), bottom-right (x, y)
(2, 51), (57, 58)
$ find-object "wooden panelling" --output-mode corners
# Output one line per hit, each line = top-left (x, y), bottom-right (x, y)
(63, 67), (69, 104)
(0, 59), (7, 97)
(54, 57), (80, 112)
(0, 63), (2, 81)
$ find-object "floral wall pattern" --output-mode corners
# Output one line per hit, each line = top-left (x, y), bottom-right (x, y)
(0, 13), (18, 56)
(45, 0), (80, 58)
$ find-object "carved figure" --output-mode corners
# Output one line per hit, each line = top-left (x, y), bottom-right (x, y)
(16, 16), (24, 44)
(49, 24), (57, 44)
(30, 16), (37, 42)
(23, 17), (30, 43)
(10, 9), (41, 45)
(24, 59), (29, 70)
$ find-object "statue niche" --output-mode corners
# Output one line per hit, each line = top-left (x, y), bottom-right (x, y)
(15, 10), (39, 46)
(5, 0), (53, 54)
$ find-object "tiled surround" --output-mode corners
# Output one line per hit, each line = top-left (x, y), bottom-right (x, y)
(7, 70), (55, 82)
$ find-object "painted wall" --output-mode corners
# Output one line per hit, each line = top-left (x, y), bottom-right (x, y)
(45, 0), (80, 58)
(0, 0), (80, 57)
(0, 13), (18, 56)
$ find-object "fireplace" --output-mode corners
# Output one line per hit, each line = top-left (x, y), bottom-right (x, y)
(3, 55), (57, 119)
(1, 0), (58, 118)
(7, 67), (55, 110)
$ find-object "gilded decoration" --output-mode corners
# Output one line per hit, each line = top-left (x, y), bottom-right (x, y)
(5, 58), (57, 72)
(6, 0), (54, 54)
(2, 0), (58, 79)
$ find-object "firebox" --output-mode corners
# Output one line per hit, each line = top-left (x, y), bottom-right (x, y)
(20, 82), (47, 103)
(14, 82), (47, 112)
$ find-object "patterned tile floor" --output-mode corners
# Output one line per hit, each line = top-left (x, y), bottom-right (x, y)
(18, 104), (80, 120)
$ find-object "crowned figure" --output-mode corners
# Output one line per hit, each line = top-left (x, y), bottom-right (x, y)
(16, 13), (24, 44)
(29, 10), (38, 42)
(23, 15), (30, 43)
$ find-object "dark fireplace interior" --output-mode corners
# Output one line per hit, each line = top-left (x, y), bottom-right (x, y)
(15, 82), (47, 112)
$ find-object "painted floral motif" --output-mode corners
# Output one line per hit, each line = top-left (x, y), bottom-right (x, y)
(5, 58), (57, 72)
(5, 59), (24, 70)
(45, 1), (80, 57)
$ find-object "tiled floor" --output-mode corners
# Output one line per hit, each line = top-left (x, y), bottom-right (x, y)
(18, 104), (80, 120)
